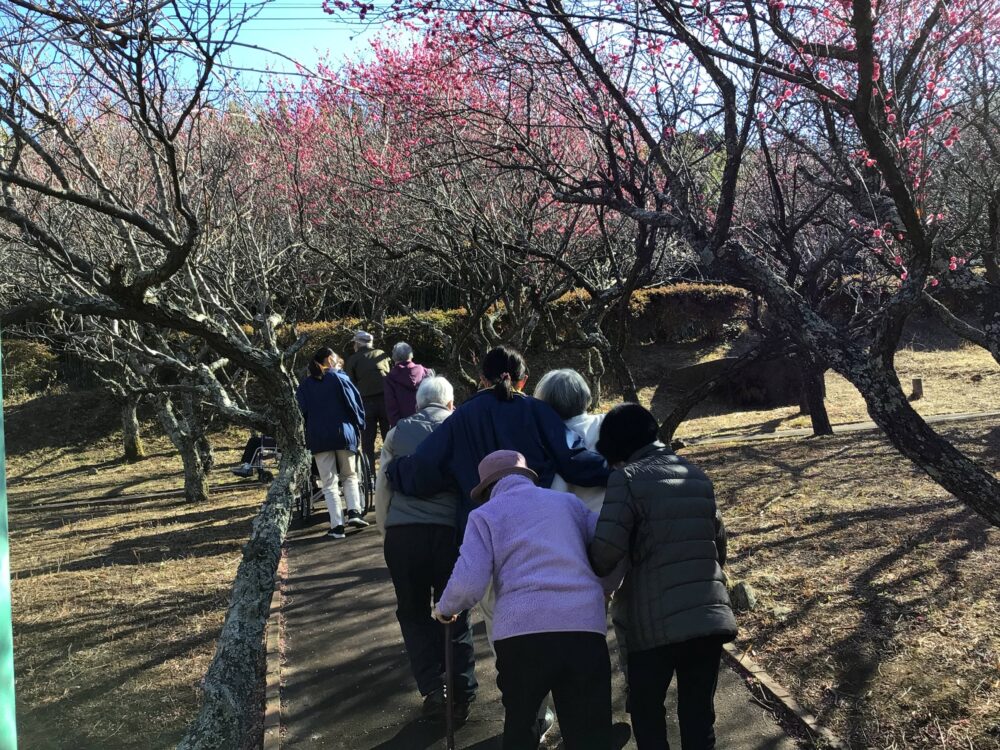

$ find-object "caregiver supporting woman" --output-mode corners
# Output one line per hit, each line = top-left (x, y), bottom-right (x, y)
(386, 347), (610, 741)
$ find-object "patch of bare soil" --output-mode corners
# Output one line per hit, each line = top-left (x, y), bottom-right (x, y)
(687, 420), (1000, 749)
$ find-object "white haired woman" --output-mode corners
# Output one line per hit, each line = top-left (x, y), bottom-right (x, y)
(374, 376), (479, 722)
(534, 369), (606, 513)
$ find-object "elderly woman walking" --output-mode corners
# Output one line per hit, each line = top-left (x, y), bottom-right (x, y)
(534, 369), (605, 513)
(374, 376), (478, 722)
(383, 341), (433, 428)
(433, 450), (617, 750)
(589, 403), (737, 750)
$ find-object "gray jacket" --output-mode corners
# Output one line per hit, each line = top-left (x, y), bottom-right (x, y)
(376, 404), (458, 529)
(589, 442), (736, 652)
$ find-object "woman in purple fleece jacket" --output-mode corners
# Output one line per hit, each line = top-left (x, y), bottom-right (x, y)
(433, 450), (617, 750)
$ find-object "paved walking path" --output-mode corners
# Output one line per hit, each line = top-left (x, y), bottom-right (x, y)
(280, 516), (797, 750)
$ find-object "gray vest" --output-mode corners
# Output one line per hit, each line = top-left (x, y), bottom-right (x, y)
(385, 405), (459, 528)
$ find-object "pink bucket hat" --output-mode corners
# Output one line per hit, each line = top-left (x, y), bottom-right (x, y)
(470, 450), (538, 502)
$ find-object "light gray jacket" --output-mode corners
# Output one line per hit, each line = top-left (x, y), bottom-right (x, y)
(375, 404), (459, 530)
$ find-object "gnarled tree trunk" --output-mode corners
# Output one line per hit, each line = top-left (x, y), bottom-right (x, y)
(155, 395), (209, 504)
(798, 356), (833, 436)
(120, 394), (146, 462)
(852, 356), (1000, 525)
(178, 370), (309, 750)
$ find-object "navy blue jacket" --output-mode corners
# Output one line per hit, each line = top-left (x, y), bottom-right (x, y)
(296, 371), (366, 454)
(386, 389), (609, 532)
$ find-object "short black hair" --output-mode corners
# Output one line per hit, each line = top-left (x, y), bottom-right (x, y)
(596, 403), (659, 464)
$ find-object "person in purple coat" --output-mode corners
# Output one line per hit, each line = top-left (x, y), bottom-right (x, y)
(384, 342), (433, 428)
(433, 450), (619, 750)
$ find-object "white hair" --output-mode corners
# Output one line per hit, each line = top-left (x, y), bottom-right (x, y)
(534, 369), (592, 420)
(392, 341), (414, 363)
(417, 376), (454, 410)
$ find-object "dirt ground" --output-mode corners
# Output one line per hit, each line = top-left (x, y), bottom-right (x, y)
(687, 421), (1000, 749)
(622, 337), (1000, 440)
(6, 389), (260, 749)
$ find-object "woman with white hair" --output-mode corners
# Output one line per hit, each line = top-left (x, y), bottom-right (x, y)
(383, 341), (433, 428)
(374, 376), (479, 722)
(534, 369), (606, 513)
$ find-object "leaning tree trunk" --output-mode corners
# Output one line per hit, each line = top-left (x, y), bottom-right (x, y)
(851, 356), (1000, 526)
(155, 395), (209, 504)
(798, 357), (833, 436)
(726, 243), (1000, 525)
(120, 394), (146, 462)
(178, 371), (310, 750)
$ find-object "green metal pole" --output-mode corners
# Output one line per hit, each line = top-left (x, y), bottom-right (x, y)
(0, 336), (18, 750)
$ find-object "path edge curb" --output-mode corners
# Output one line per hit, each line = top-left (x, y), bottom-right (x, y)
(263, 546), (287, 750)
(723, 643), (848, 750)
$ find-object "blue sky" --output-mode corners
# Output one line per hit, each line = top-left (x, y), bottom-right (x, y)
(219, 0), (384, 93)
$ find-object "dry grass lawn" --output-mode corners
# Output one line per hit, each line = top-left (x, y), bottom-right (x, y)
(601, 334), (1000, 440)
(6, 389), (263, 749)
(688, 421), (1000, 749)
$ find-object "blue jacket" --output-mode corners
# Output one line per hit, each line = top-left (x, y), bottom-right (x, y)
(386, 390), (609, 532)
(296, 371), (366, 454)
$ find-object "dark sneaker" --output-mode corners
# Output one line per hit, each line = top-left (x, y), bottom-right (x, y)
(454, 700), (472, 726)
(325, 525), (345, 539)
(231, 464), (254, 478)
(422, 689), (445, 718)
(346, 510), (369, 529)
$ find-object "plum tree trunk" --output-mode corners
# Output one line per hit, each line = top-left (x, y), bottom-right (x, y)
(727, 244), (1000, 525)
(178, 371), (309, 750)
(799, 359), (833, 436)
(853, 357), (1000, 525)
(120, 395), (146, 462)
(155, 395), (209, 504)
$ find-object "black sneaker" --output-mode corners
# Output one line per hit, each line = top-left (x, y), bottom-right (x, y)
(422, 689), (446, 718)
(231, 464), (254, 478)
(454, 700), (472, 726)
(346, 509), (369, 529)
(325, 525), (345, 539)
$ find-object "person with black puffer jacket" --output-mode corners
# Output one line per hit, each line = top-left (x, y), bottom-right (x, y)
(588, 403), (736, 750)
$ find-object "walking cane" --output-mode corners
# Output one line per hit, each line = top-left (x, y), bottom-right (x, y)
(444, 620), (456, 750)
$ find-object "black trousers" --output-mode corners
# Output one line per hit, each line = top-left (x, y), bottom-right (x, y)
(627, 637), (724, 750)
(383, 524), (478, 700)
(361, 396), (390, 469)
(240, 435), (277, 465)
(494, 632), (611, 750)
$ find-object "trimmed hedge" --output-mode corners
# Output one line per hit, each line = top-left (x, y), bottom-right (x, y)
(552, 283), (749, 344)
(293, 308), (469, 367)
(1, 283), (748, 396)
(292, 283), (748, 367)
(1, 339), (58, 397)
